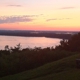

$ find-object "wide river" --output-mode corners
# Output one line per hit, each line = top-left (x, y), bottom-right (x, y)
(0, 36), (61, 50)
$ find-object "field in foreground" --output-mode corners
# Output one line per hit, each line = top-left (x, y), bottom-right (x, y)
(0, 54), (80, 80)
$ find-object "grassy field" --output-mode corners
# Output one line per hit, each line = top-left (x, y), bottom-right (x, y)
(0, 53), (80, 80)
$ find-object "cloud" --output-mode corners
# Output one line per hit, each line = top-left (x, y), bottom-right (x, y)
(7, 5), (22, 7)
(60, 7), (75, 9)
(46, 18), (71, 21)
(23, 15), (39, 17)
(0, 15), (34, 24)
(46, 18), (57, 21)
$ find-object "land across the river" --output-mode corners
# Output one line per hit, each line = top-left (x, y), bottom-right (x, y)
(0, 30), (78, 39)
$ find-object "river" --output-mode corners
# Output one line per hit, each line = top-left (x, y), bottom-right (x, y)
(0, 35), (61, 50)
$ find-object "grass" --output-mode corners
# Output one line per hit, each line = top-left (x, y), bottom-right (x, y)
(0, 53), (80, 80)
(31, 69), (80, 80)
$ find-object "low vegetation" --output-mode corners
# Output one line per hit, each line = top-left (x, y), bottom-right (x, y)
(0, 45), (77, 77)
(0, 53), (80, 80)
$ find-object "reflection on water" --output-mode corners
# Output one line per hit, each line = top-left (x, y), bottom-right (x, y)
(0, 36), (61, 50)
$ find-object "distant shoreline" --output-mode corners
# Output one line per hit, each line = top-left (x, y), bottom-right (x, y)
(0, 30), (77, 39)
(0, 34), (70, 39)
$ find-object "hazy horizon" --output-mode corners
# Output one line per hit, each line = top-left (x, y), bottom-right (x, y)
(0, 28), (80, 32)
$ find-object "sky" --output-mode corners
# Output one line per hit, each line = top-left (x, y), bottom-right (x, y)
(0, 0), (80, 31)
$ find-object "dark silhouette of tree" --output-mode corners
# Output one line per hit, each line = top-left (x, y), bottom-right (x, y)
(10, 43), (21, 52)
(5, 45), (9, 51)
(55, 32), (80, 52)
(68, 32), (80, 51)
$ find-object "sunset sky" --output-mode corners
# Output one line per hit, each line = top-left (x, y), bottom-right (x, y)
(0, 0), (80, 31)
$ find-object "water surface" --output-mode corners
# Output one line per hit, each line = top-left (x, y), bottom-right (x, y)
(0, 36), (61, 50)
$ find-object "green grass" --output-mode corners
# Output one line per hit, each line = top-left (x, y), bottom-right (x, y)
(0, 53), (80, 80)
(31, 69), (80, 80)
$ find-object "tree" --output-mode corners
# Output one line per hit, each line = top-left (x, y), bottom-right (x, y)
(5, 45), (9, 51)
(55, 32), (80, 52)
(10, 43), (21, 52)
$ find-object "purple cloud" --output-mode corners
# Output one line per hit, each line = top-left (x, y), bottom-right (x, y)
(0, 15), (34, 24)
(60, 7), (75, 9)
(7, 5), (22, 7)
(46, 18), (71, 21)
(46, 18), (57, 21)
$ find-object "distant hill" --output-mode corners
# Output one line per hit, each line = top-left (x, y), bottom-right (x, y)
(0, 30), (78, 39)
(0, 53), (80, 80)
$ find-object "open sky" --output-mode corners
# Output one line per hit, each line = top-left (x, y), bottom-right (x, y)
(0, 0), (80, 31)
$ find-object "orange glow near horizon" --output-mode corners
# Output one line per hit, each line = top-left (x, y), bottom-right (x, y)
(0, 23), (80, 31)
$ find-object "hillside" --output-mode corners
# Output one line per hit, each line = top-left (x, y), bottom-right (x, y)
(0, 53), (80, 80)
